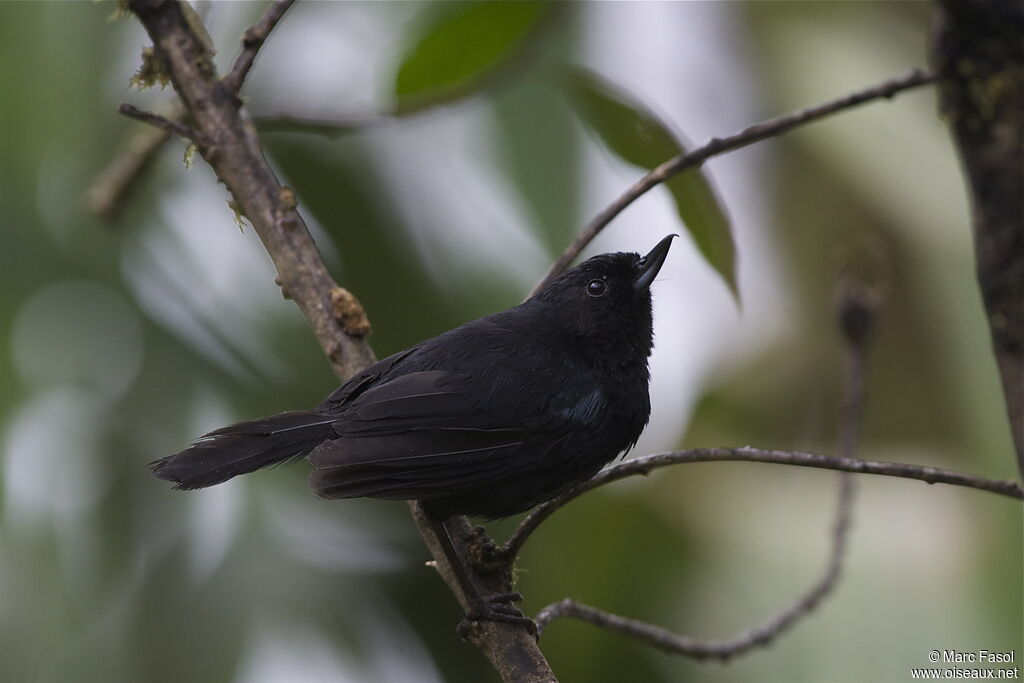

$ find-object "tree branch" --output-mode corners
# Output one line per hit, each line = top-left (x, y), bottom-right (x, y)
(255, 112), (390, 138)
(222, 0), (296, 95)
(86, 102), (182, 220)
(116, 102), (205, 143)
(931, 0), (1024, 475)
(411, 509), (557, 682)
(530, 68), (937, 296)
(88, 0), (295, 220)
(126, 0), (375, 381)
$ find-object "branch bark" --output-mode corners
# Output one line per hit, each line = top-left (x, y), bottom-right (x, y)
(931, 0), (1024, 476)
(411, 510), (557, 682)
(117, 102), (206, 143)
(85, 101), (181, 220)
(222, 0), (296, 95)
(126, 0), (374, 381)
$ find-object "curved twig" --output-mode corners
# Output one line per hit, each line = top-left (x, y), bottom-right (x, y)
(532, 462), (858, 658)
(86, 103), (179, 219)
(222, 0), (297, 95)
(529, 68), (937, 296)
(117, 102), (205, 143)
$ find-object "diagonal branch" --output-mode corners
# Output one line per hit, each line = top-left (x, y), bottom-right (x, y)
(86, 101), (183, 220)
(931, 0), (1024, 475)
(88, 0), (295, 220)
(530, 68), (937, 296)
(222, 0), (297, 95)
(117, 102), (206, 143)
(255, 112), (391, 138)
(126, 0), (375, 381)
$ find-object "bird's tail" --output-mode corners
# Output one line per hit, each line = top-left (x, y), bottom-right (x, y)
(151, 411), (337, 490)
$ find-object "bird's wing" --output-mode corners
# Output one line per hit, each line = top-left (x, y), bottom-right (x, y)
(315, 346), (419, 414)
(307, 369), (569, 500)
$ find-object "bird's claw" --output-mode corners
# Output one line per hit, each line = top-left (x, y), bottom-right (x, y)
(457, 592), (537, 639)
(486, 591), (523, 606)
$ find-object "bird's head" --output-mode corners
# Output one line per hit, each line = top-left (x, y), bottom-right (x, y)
(533, 234), (675, 356)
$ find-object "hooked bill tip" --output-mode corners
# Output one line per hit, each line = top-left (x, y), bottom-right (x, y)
(634, 234), (676, 290)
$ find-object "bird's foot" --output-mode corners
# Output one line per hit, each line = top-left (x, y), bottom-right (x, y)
(457, 592), (537, 639)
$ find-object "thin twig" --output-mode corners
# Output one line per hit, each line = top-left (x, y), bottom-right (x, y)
(255, 112), (392, 138)
(534, 455), (861, 657)
(88, 1), (214, 219)
(222, 0), (297, 95)
(86, 119), (171, 219)
(117, 102), (206, 143)
(126, 0), (375, 381)
(530, 68), (937, 296)
(607, 279), (878, 658)
(503, 447), (1021, 560)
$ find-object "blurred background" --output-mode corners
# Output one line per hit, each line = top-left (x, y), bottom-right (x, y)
(1, 2), (1020, 682)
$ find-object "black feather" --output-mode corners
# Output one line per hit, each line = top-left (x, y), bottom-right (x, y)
(150, 411), (336, 490)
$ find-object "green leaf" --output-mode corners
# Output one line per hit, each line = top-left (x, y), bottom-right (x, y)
(564, 68), (738, 299)
(394, 1), (551, 114)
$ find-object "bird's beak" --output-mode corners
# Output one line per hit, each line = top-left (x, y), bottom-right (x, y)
(634, 234), (677, 290)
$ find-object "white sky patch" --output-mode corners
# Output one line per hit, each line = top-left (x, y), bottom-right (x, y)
(263, 492), (408, 575)
(248, 1), (418, 118)
(233, 618), (369, 683)
(187, 473), (245, 585)
(234, 604), (442, 683)
(2, 388), (109, 527)
(363, 105), (550, 293)
(120, 166), (298, 384)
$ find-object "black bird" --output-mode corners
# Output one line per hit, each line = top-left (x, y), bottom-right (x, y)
(152, 234), (674, 629)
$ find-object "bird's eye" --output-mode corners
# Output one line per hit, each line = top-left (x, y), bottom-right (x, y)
(586, 279), (607, 298)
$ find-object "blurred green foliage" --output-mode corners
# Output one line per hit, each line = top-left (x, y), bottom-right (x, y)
(1, 2), (1019, 683)
(394, 0), (553, 114)
(564, 67), (737, 298)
